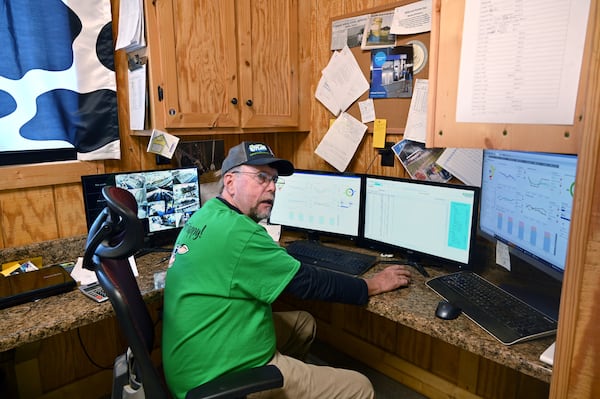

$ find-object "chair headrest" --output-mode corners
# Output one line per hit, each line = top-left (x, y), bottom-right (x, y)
(83, 186), (144, 270)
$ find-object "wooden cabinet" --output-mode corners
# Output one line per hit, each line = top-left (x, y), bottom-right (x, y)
(145, 0), (302, 131)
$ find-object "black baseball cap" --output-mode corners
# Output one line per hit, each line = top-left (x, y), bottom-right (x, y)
(221, 141), (294, 176)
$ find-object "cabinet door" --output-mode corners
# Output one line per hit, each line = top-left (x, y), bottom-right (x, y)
(237, 0), (299, 128)
(155, 0), (240, 128)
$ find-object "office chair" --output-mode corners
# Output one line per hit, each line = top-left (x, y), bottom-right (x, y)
(83, 186), (283, 399)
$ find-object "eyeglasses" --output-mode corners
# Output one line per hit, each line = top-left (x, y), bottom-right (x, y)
(231, 171), (279, 185)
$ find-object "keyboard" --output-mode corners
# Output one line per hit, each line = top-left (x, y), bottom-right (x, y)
(426, 271), (557, 345)
(286, 240), (377, 276)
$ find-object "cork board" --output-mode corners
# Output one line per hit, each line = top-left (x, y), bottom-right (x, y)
(331, 1), (431, 134)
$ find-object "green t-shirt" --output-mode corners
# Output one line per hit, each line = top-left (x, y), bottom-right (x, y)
(162, 198), (300, 399)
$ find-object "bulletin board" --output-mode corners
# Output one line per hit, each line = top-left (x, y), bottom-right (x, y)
(330, 1), (431, 134)
(426, 0), (595, 154)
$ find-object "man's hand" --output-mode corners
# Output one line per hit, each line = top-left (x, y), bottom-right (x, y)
(363, 265), (412, 296)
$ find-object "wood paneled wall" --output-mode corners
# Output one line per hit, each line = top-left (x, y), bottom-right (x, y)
(2, 1), (600, 397)
(0, 0), (409, 250)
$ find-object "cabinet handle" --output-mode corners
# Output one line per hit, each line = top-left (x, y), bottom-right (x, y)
(231, 98), (238, 105)
(245, 99), (253, 107)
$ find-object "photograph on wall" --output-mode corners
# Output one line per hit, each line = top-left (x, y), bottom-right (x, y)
(361, 11), (397, 49)
(369, 46), (414, 99)
(331, 15), (370, 50)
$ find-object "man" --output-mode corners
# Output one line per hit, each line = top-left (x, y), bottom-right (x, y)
(163, 141), (412, 398)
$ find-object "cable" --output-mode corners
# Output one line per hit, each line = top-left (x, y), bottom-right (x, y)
(365, 151), (379, 173)
(77, 327), (113, 370)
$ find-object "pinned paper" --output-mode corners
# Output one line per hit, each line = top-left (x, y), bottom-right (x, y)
(147, 129), (179, 159)
(358, 99), (375, 123)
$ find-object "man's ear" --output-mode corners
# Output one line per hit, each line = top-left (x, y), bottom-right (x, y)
(222, 173), (236, 196)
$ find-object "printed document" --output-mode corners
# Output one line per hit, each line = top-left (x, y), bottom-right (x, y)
(403, 79), (429, 142)
(316, 46), (369, 116)
(390, 0), (432, 35)
(436, 148), (483, 187)
(315, 112), (367, 172)
(456, 0), (591, 124)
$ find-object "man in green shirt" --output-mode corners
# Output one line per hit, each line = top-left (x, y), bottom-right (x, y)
(163, 142), (412, 398)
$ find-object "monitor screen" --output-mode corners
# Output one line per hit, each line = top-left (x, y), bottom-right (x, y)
(269, 170), (363, 240)
(479, 150), (578, 281)
(361, 176), (479, 267)
(81, 167), (201, 243)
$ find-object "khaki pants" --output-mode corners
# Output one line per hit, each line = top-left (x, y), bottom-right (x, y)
(249, 311), (375, 399)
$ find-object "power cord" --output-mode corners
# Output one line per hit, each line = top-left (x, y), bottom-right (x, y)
(365, 152), (379, 173)
(77, 327), (113, 370)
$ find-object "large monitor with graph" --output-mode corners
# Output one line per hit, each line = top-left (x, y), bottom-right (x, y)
(361, 176), (480, 268)
(478, 150), (578, 282)
(269, 169), (363, 241)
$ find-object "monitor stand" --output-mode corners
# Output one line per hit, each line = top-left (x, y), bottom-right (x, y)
(303, 231), (322, 243)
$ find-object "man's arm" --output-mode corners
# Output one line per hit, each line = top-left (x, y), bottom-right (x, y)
(283, 264), (369, 305)
(283, 264), (411, 305)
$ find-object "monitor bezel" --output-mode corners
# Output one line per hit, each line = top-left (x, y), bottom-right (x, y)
(358, 174), (481, 269)
(268, 169), (364, 242)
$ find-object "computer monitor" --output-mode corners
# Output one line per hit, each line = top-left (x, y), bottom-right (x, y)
(269, 169), (363, 241)
(361, 176), (480, 268)
(479, 150), (577, 282)
(81, 167), (201, 252)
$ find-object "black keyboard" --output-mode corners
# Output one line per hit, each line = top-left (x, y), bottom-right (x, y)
(426, 271), (557, 345)
(286, 240), (377, 276)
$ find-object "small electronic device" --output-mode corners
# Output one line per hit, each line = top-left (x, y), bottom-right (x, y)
(270, 169), (363, 241)
(0, 265), (77, 309)
(435, 300), (462, 320)
(361, 175), (480, 269)
(78, 281), (109, 303)
(81, 167), (201, 253)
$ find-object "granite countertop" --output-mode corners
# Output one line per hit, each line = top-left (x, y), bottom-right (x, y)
(280, 233), (555, 383)
(362, 263), (554, 383)
(0, 236), (169, 354)
(0, 235), (554, 383)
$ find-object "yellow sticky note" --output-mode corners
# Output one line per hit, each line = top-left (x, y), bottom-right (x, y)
(329, 119), (335, 128)
(373, 119), (387, 148)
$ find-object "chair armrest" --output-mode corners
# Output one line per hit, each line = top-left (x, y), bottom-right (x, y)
(185, 365), (283, 399)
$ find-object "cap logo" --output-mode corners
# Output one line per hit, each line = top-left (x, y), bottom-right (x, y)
(248, 143), (272, 157)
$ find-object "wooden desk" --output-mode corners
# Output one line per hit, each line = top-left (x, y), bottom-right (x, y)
(0, 234), (553, 399)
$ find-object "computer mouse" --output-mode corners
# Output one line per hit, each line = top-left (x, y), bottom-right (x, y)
(435, 300), (462, 320)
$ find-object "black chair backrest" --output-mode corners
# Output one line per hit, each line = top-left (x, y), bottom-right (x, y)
(84, 186), (169, 399)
